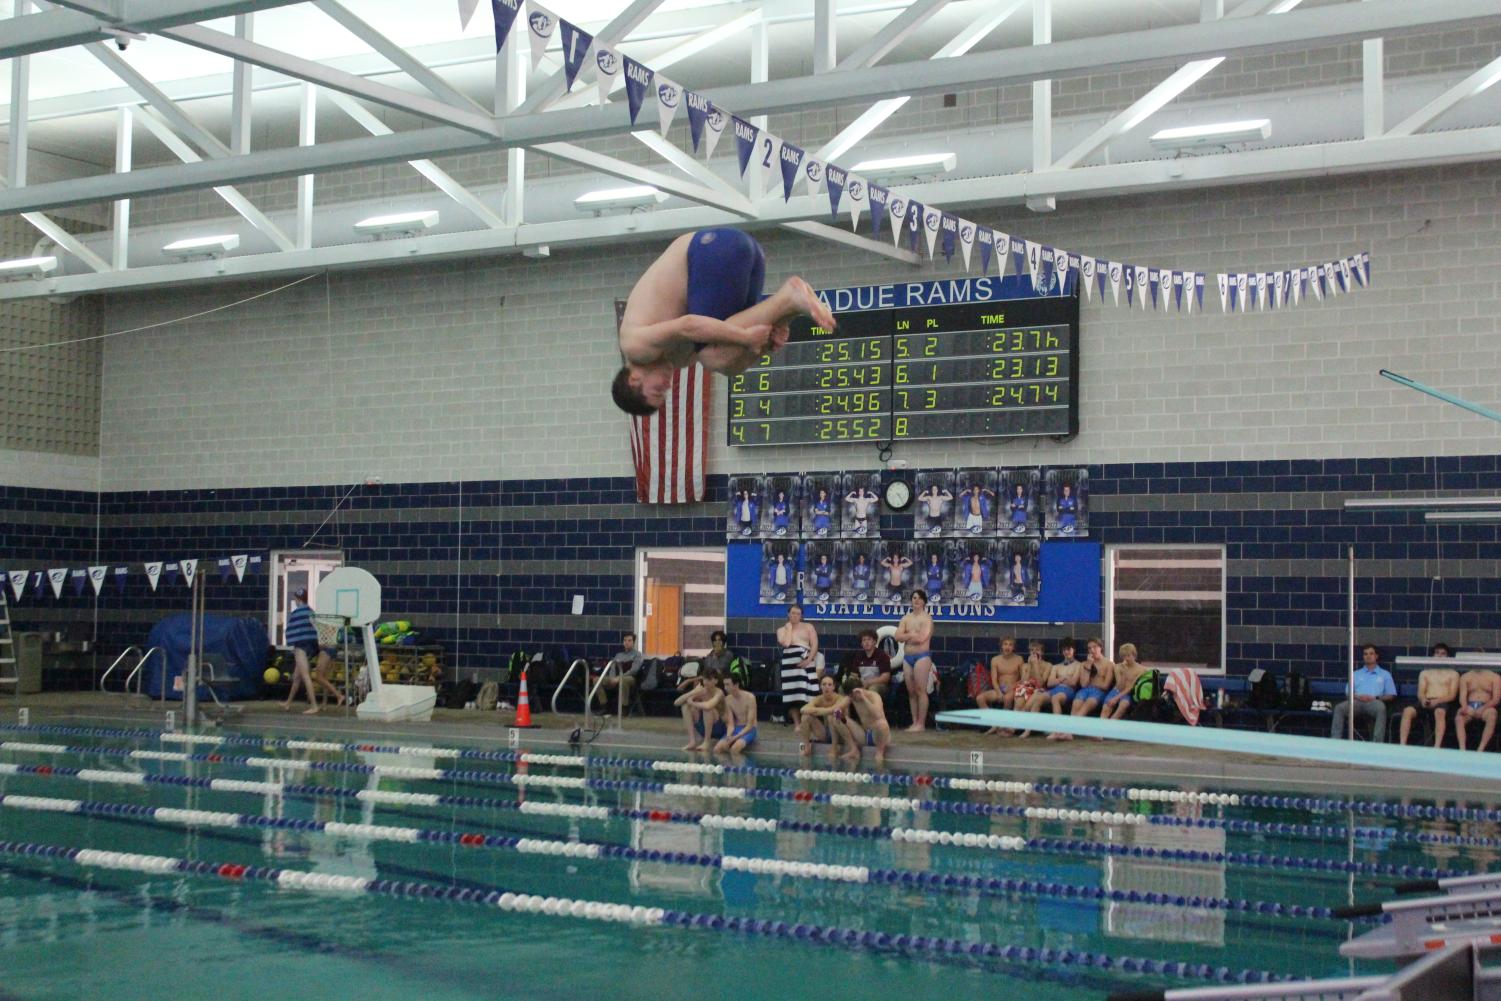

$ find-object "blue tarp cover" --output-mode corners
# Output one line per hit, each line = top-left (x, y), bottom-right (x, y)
(143, 614), (268, 701)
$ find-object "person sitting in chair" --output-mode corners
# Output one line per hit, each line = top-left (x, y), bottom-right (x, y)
(594, 632), (644, 714)
(1329, 644), (1396, 742)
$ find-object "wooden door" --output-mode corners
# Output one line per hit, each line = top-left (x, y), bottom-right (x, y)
(644, 580), (683, 656)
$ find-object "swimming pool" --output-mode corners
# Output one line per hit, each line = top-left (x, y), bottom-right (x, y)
(0, 719), (1495, 1001)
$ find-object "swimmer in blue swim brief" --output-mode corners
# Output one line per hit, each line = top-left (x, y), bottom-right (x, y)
(613, 228), (836, 415)
(1058, 638), (1116, 739)
(675, 669), (727, 751)
(715, 673), (761, 755)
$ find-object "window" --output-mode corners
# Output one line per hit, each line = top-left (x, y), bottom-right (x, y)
(1104, 545), (1226, 674)
(635, 549), (726, 658)
(267, 550), (343, 646)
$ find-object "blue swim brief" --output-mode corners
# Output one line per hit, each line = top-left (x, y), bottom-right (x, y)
(1076, 686), (1107, 704)
(694, 718), (728, 739)
(686, 228), (766, 327)
(729, 726), (757, 747)
(1046, 685), (1075, 699)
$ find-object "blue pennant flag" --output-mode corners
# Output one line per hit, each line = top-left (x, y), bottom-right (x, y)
(939, 213), (958, 262)
(1148, 268), (1160, 309)
(1095, 259), (1109, 299)
(1173, 271), (1185, 310)
(559, 19), (593, 92)
(1059, 253), (1077, 296)
(977, 227), (995, 274)
(821, 165), (846, 221)
(622, 57), (653, 124)
(905, 201), (924, 254)
(866, 182), (888, 238)
(1227, 275), (1239, 312)
(71, 569), (87, 596)
(1124, 265), (1136, 306)
(491, 0), (521, 51)
(248, 555), (262, 576)
(31, 570), (43, 597)
(113, 566), (128, 592)
(1195, 273), (1206, 310)
(1010, 237), (1026, 278)
(732, 116), (759, 177)
(218, 558), (232, 583)
(1039, 247), (1056, 291)
(778, 141), (804, 201)
(685, 90), (712, 152)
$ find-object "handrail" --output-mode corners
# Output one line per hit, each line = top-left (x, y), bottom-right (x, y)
(132, 647), (161, 698)
(99, 647), (143, 693)
(551, 658), (589, 717)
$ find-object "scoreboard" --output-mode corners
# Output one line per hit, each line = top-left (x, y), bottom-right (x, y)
(727, 291), (1079, 447)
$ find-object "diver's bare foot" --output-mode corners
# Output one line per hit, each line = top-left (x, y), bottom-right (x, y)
(782, 277), (835, 330)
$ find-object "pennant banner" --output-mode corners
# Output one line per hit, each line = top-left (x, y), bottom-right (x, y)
(526, 3), (556, 71)
(558, 19), (593, 92)
(655, 76), (681, 137)
(622, 57), (653, 124)
(594, 45), (619, 104)
(47, 568), (67, 599)
(7, 570), (25, 601)
(491, 0), (521, 52)
(685, 89), (712, 152)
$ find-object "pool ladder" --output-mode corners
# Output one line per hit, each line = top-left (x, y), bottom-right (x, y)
(98, 646), (164, 699)
(550, 658), (624, 733)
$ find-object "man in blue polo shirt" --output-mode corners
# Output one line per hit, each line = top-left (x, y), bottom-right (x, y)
(1330, 644), (1397, 741)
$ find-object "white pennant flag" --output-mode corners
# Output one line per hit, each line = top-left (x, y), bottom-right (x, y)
(844, 173), (866, 232)
(1024, 241), (1041, 290)
(1259, 272), (1272, 310)
(593, 45), (620, 105)
(1218, 273), (1230, 313)
(1273, 270), (1286, 309)
(801, 155), (824, 196)
(992, 232), (1010, 278)
(181, 558), (198, 588)
(232, 554), (248, 583)
(1081, 257), (1096, 301)
(88, 565), (107, 595)
(1134, 265), (1149, 310)
(697, 105), (724, 160)
(655, 76), (681, 137)
(1109, 261), (1123, 306)
(886, 193), (907, 249)
(8, 570), (27, 600)
(1291, 269), (1302, 306)
(1311, 265), (1325, 301)
(47, 568), (68, 599)
(526, 2), (558, 71)
(1359, 251), (1371, 286)
(1326, 262), (1340, 297)
(1236, 273), (1250, 312)
(1339, 257), (1354, 292)
(922, 207), (941, 259)
(958, 220), (976, 270)
(457, 0), (480, 29)
(145, 561), (163, 592)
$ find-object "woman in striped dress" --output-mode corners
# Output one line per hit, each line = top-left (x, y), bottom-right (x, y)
(777, 605), (819, 726)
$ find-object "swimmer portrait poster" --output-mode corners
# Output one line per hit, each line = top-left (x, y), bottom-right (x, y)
(918, 541), (951, 604)
(875, 541), (914, 601)
(839, 471), (881, 539)
(952, 468), (999, 538)
(955, 540), (997, 607)
(914, 469), (956, 540)
(838, 541), (877, 602)
(1002, 538), (1042, 606)
(727, 474), (763, 539)
(761, 473), (801, 539)
(760, 540), (800, 604)
(804, 541), (838, 603)
(802, 473), (840, 540)
(1000, 467), (1042, 538)
(1044, 468), (1089, 538)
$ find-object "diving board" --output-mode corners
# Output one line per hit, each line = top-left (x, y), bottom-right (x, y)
(935, 709), (1501, 783)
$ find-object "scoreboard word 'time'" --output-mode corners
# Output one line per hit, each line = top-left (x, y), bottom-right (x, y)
(728, 293), (1080, 447)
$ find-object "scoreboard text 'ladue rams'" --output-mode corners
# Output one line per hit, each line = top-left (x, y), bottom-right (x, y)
(728, 290), (1081, 447)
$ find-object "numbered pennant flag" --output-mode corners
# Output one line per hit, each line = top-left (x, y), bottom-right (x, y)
(756, 133), (782, 191)
(866, 182), (888, 239)
(622, 57), (653, 124)
(113, 566), (128, 592)
(1080, 256), (1096, 301)
(922, 207), (941, 259)
(958, 220), (975, 270)
(491, 0), (521, 52)
(978, 227), (995, 274)
(938, 213), (958, 262)
(1124, 265), (1136, 306)
(1218, 273), (1230, 313)
(47, 568), (68, 599)
(526, 3), (557, 71)
(777, 141), (804, 200)
(88, 566), (107, 595)
(1109, 261), (1123, 306)
(904, 201), (923, 255)
(824, 165), (847, 220)
(656, 77), (682, 137)
(181, 558), (198, 588)
(732, 116), (758, 176)
(594, 46), (620, 104)
(8, 570), (27, 601)
(145, 561), (162, 592)
(70, 569), (87, 596)
(558, 19), (593, 92)
(1134, 266), (1149, 309)
(30, 571), (42, 598)
(459, 0), (480, 29)
(1148, 268), (1161, 309)
(993, 232), (1010, 278)
(232, 555), (249, 583)
(1024, 241), (1041, 290)
(844, 174), (866, 231)
(703, 106), (727, 159)
(685, 89), (712, 152)
(801, 155), (824, 196)
(886, 193), (907, 249)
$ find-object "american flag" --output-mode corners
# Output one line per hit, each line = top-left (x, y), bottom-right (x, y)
(629, 363), (710, 503)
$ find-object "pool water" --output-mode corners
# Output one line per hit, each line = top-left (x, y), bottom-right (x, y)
(0, 722), (1495, 1001)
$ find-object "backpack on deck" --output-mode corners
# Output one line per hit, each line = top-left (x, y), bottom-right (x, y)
(1130, 668), (1159, 705)
(1248, 668), (1280, 710)
(727, 656), (750, 690)
(503, 650), (528, 685)
(1282, 671), (1313, 711)
(747, 659), (773, 692)
(477, 680), (499, 712)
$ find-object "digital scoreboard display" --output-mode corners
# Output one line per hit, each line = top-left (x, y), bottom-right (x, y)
(727, 292), (1080, 447)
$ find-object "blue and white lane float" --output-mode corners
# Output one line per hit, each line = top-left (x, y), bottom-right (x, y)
(4, 738), (1500, 850)
(0, 839), (1289, 988)
(0, 791), (1350, 920)
(12, 721), (1501, 822)
(0, 761), (1456, 882)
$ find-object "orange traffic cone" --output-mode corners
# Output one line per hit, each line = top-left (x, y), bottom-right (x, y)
(514, 667), (536, 728)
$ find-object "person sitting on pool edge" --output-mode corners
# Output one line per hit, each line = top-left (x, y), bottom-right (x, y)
(714, 671), (759, 756)
(842, 675), (892, 766)
(612, 227), (836, 414)
(675, 669), (726, 751)
(799, 674), (858, 762)
(1100, 643), (1146, 721)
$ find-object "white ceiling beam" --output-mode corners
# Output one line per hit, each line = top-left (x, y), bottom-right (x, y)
(0, 176), (110, 272)
(630, 131), (753, 208)
(133, 104), (295, 251)
(813, 0), (836, 74)
(325, 91), (505, 230)
(295, 81), (314, 250)
(1387, 54), (1501, 137)
(78, 37), (232, 158)
(534, 141), (756, 218)
(311, 0), (488, 118)
(781, 220), (919, 265)
(8, 123), (1501, 301)
(4, 0), (1498, 215)
(8, 0), (32, 187)
(835, 0), (949, 71)
(230, 12), (254, 154)
(815, 0), (1024, 164)
(1029, 0), (1054, 212)
(0, 0), (307, 60)
(508, 0), (667, 117)
(112, 105), (130, 270)
(159, 23), (500, 137)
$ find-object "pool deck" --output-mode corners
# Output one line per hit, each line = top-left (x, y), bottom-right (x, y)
(9, 691), (1501, 802)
